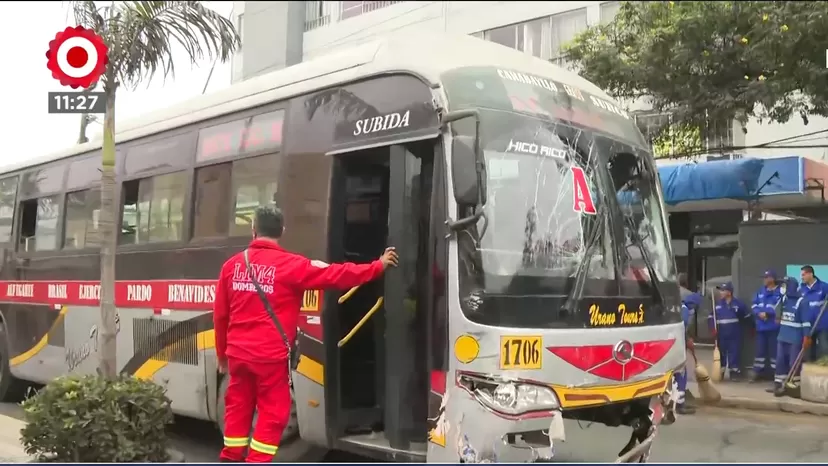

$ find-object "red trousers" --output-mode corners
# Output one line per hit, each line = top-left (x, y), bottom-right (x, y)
(219, 358), (291, 463)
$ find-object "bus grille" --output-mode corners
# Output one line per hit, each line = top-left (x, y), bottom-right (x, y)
(132, 318), (199, 366)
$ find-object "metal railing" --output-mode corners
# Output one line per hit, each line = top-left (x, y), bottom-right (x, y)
(305, 14), (331, 31)
(340, 1), (407, 21)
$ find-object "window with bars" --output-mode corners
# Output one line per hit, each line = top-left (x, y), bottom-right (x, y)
(340, 1), (406, 21)
(305, 1), (332, 31)
(634, 111), (735, 159)
(480, 9), (588, 68)
(600, 1), (622, 24)
(549, 9), (588, 68)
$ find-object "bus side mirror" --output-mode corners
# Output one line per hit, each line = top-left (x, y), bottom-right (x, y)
(451, 136), (484, 206)
(442, 110), (486, 207)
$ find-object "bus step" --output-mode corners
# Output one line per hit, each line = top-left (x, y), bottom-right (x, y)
(339, 432), (427, 462)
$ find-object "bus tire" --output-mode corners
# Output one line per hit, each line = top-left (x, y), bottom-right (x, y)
(0, 324), (29, 403)
(217, 375), (300, 445)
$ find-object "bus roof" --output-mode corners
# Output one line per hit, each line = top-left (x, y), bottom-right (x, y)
(7, 31), (615, 176)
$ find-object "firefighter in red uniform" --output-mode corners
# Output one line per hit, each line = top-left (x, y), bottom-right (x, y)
(214, 205), (398, 463)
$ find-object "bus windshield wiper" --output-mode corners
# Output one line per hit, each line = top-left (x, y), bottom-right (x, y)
(561, 212), (605, 314)
(624, 215), (665, 306)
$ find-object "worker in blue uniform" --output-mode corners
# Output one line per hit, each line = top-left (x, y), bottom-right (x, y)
(708, 282), (750, 381)
(750, 270), (781, 382)
(771, 276), (810, 396)
(799, 265), (828, 361)
(676, 292), (702, 414)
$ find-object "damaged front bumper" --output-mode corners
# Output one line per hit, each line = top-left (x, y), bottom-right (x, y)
(437, 374), (679, 463)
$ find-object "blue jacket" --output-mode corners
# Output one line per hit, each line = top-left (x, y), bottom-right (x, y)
(708, 297), (749, 337)
(779, 278), (811, 344)
(751, 285), (782, 333)
(681, 293), (702, 331)
(799, 279), (828, 332)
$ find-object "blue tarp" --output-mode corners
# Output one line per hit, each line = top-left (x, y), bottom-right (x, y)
(657, 156), (804, 206)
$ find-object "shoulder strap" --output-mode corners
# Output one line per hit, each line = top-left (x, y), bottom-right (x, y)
(243, 249), (292, 352)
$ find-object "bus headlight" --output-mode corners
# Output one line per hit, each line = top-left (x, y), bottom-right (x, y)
(459, 373), (560, 416)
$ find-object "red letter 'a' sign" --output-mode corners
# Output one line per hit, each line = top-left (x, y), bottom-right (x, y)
(571, 166), (597, 215)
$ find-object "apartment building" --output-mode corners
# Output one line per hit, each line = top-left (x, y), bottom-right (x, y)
(228, 1), (828, 162)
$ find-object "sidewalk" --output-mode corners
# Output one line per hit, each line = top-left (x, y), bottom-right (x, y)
(688, 346), (828, 416)
(0, 415), (31, 462)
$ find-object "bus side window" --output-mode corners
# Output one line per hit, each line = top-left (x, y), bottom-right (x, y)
(193, 163), (232, 238)
(63, 188), (101, 250)
(0, 176), (18, 245)
(229, 153), (280, 236)
(120, 171), (188, 245)
(19, 195), (61, 252)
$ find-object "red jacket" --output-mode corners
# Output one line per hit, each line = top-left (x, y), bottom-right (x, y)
(213, 239), (385, 362)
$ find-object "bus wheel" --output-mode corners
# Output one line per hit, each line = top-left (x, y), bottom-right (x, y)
(217, 375), (300, 445)
(0, 324), (28, 403)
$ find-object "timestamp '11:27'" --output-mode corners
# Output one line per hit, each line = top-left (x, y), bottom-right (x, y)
(48, 91), (107, 114)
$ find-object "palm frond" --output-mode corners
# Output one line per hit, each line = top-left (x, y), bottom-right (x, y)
(104, 1), (241, 89)
(69, 0), (104, 31)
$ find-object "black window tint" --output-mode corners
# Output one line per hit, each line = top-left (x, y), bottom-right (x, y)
(193, 163), (232, 238)
(21, 165), (66, 198)
(67, 155), (102, 190)
(124, 134), (195, 176)
(0, 177), (18, 243)
(230, 154), (281, 236)
(64, 188), (101, 249)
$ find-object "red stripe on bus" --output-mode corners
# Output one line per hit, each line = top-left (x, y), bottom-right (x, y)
(0, 280), (216, 311)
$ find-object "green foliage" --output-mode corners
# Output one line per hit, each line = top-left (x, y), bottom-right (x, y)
(20, 375), (174, 462)
(815, 356), (828, 367)
(651, 122), (703, 159)
(565, 1), (828, 129)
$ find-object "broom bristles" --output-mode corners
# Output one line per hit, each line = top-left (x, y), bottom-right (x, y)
(695, 363), (722, 403)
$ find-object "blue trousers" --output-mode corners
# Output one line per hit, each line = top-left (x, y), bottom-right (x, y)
(753, 330), (777, 375)
(775, 340), (803, 385)
(717, 333), (742, 374)
(674, 367), (688, 406)
(814, 329), (828, 360)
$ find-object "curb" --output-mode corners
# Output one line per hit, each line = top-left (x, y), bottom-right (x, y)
(706, 395), (828, 416)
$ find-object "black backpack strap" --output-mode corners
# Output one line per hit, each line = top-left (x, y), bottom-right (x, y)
(243, 249), (294, 383)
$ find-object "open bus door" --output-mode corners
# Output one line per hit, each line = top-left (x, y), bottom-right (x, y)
(326, 142), (435, 461)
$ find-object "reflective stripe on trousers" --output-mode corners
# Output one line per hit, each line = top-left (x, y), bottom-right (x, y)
(250, 438), (279, 456)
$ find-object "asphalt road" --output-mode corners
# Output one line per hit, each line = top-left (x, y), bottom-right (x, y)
(3, 402), (826, 462)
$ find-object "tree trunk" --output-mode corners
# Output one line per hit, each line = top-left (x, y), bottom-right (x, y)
(78, 113), (90, 145)
(98, 88), (118, 378)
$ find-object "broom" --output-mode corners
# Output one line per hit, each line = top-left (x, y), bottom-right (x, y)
(783, 300), (828, 395)
(710, 292), (723, 382)
(688, 344), (721, 403)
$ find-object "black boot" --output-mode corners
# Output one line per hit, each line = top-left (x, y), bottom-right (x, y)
(729, 370), (744, 382)
(773, 383), (786, 397)
(685, 390), (697, 403)
(676, 404), (696, 415)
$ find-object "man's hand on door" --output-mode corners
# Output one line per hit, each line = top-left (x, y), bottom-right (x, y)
(380, 247), (399, 269)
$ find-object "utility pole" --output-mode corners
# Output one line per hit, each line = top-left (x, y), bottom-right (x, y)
(78, 113), (90, 144)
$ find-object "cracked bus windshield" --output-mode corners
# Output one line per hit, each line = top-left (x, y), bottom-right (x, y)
(442, 67), (680, 329)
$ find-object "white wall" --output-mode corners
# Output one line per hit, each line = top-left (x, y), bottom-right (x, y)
(743, 114), (828, 162)
(230, 0), (245, 84)
(302, 1), (608, 60)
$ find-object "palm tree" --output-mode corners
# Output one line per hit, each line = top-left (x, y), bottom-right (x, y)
(70, 1), (240, 378)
